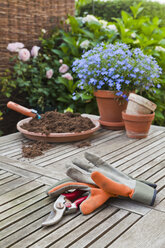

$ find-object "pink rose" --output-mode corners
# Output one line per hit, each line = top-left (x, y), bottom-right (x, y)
(46, 69), (54, 79)
(62, 73), (73, 80)
(18, 48), (30, 61)
(31, 46), (40, 58)
(7, 42), (24, 52)
(59, 64), (69, 73)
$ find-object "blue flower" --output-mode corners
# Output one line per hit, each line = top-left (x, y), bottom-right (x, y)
(89, 78), (97, 84)
(72, 95), (77, 100)
(122, 94), (127, 99)
(72, 42), (162, 94)
(116, 91), (123, 96)
(130, 74), (137, 78)
(97, 85), (102, 89)
(133, 68), (139, 73)
(112, 74), (120, 79)
(116, 83), (121, 90)
(125, 80), (130, 85)
(104, 77), (108, 81)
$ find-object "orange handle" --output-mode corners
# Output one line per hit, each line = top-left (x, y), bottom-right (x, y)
(7, 101), (36, 118)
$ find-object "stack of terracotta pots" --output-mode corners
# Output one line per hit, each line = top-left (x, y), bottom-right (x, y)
(122, 93), (157, 139)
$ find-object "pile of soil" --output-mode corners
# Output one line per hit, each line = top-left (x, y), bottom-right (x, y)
(22, 141), (53, 158)
(21, 111), (95, 135)
(77, 141), (91, 148)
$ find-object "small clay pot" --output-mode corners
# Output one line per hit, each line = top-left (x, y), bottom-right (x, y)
(122, 111), (155, 139)
(126, 93), (157, 115)
(94, 90), (127, 130)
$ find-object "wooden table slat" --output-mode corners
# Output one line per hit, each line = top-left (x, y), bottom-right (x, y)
(86, 213), (141, 248)
(0, 174), (20, 186)
(0, 180), (44, 206)
(52, 209), (129, 248)
(104, 130), (164, 163)
(0, 184), (48, 213)
(29, 206), (117, 248)
(108, 210), (165, 248)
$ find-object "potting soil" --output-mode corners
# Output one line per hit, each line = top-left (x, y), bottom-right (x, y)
(22, 141), (54, 158)
(77, 141), (91, 148)
(21, 111), (95, 135)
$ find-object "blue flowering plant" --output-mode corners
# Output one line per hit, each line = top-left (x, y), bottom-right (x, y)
(72, 42), (162, 100)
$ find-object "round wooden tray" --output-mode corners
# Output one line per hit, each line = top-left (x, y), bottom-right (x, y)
(17, 117), (100, 142)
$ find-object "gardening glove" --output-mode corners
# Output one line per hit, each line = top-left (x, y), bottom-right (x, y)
(66, 152), (157, 206)
(47, 178), (116, 215)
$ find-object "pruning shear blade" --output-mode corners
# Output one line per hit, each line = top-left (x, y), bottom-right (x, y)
(42, 195), (66, 227)
(42, 190), (87, 227)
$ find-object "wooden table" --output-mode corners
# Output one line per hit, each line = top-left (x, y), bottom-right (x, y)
(0, 122), (165, 248)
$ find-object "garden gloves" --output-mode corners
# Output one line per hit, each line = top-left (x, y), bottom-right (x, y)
(47, 152), (157, 216)
(66, 152), (157, 206)
(47, 178), (116, 215)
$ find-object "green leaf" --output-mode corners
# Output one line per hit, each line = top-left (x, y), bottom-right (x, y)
(57, 95), (72, 103)
(159, 39), (165, 46)
(60, 43), (69, 54)
(5, 92), (11, 98)
(81, 29), (95, 39)
(152, 16), (161, 26)
(121, 11), (132, 26)
(155, 111), (165, 120)
(52, 49), (63, 57)
(43, 54), (50, 60)
(130, 3), (143, 19)
(68, 16), (80, 33)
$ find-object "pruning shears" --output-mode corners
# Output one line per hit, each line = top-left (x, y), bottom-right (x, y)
(42, 189), (88, 227)
(7, 101), (41, 119)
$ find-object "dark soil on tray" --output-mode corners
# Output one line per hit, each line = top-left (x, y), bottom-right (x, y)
(22, 141), (54, 158)
(21, 111), (95, 135)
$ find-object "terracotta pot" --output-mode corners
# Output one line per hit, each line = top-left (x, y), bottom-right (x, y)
(94, 90), (127, 130)
(122, 111), (155, 139)
(126, 93), (157, 115)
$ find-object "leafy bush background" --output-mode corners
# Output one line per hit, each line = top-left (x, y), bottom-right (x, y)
(77, 2), (165, 126)
(78, 0), (165, 27)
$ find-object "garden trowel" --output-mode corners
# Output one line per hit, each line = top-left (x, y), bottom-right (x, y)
(7, 101), (41, 119)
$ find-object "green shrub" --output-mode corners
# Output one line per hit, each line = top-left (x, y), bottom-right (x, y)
(76, 2), (165, 126)
(78, 0), (165, 27)
(75, 2), (165, 126)
(111, 2), (165, 126)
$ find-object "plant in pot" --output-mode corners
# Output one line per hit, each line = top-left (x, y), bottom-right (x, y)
(72, 42), (162, 130)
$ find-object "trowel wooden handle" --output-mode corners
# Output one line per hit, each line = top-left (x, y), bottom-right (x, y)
(7, 101), (36, 118)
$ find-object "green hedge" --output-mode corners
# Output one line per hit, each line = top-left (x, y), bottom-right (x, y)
(78, 0), (165, 26)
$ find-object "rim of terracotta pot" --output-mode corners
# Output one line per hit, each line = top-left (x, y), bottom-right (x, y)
(94, 90), (123, 98)
(17, 117), (100, 143)
(128, 93), (157, 112)
(122, 110), (155, 122)
(99, 119), (125, 127)
(99, 120), (125, 130)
